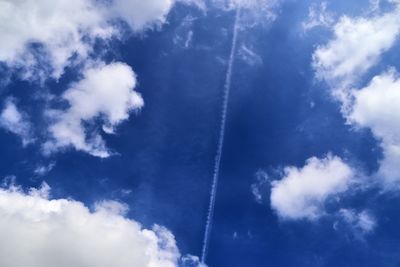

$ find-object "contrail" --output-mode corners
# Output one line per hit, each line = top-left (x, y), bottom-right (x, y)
(201, 8), (241, 264)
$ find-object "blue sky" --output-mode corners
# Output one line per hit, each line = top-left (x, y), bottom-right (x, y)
(1, 0), (400, 266)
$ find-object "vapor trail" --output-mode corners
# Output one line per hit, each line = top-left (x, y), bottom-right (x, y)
(201, 8), (241, 264)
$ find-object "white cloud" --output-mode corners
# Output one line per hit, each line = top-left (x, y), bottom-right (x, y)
(0, 184), (182, 267)
(0, 0), (205, 156)
(302, 2), (334, 32)
(0, 98), (34, 146)
(0, 0), (195, 80)
(313, 0), (400, 193)
(349, 69), (400, 187)
(109, 0), (206, 24)
(338, 209), (376, 234)
(312, 3), (400, 191)
(312, 4), (400, 91)
(270, 155), (354, 220)
(108, 0), (175, 32)
(350, 70), (400, 142)
(0, 0), (113, 79)
(44, 62), (143, 158)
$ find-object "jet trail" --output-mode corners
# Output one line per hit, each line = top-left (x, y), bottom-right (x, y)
(201, 8), (241, 264)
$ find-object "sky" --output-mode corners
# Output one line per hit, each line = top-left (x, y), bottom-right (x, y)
(1, 0), (400, 266)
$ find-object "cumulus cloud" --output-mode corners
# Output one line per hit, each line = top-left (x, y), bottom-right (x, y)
(313, 3), (400, 91)
(0, 183), (183, 267)
(0, 0), (204, 80)
(0, 0), (205, 156)
(349, 69), (400, 187)
(270, 155), (354, 220)
(312, 2), (400, 191)
(44, 62), (143, 157)
(0, 0), (196, 80)
(0, 0), (114, 79)
(0, 98), (34, 146)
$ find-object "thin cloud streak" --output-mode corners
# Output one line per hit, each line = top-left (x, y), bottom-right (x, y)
(201, 8), (241, 264)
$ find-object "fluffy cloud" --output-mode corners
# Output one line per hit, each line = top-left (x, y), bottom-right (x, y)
(109, 0), (207, 32)
(108, 0), (207, 32)
(350, 69), (400, 187)
(108, 0), (175, 32)
(313, 4), (400, 91)
(270, 155), (354, 220)
(0, 98), (34, 146)
(0, 0), (203, 157)
(350, 70), (400, 143)
(312, 2), (400, 190)
(0, 184), (182, 267)
(0, 0), (193, 79)
(44, 62), (143, 157)
(0, 0), (113, 79)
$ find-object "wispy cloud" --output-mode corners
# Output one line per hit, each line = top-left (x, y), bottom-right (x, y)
(0, 98), (34, 146)
(302, 2), (334, 32)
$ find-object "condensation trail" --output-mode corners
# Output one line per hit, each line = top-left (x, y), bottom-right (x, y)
(201, 8), (241, 264)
